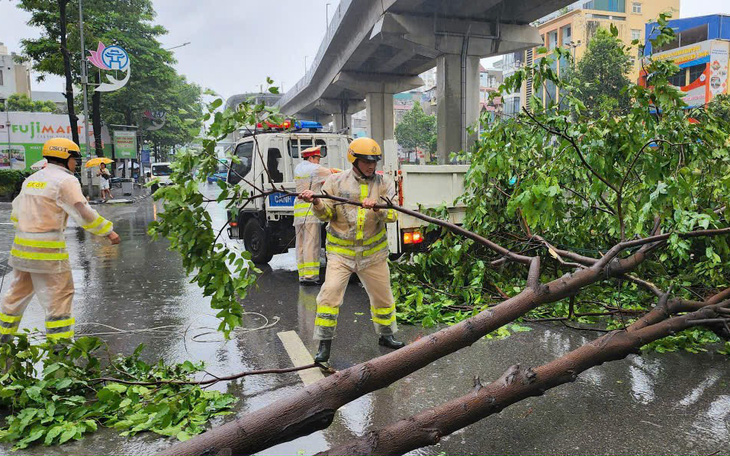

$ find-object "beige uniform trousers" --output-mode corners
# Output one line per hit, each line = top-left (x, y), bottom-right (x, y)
(0, 269), (75, 342)
(314, 254), (397, 340)
(295, 223), (321, 281)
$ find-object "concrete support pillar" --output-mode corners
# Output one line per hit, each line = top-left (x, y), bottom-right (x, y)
(333, 111), (351, 133)
(366, 92), (394, 147)
(436, 53), (480, 164)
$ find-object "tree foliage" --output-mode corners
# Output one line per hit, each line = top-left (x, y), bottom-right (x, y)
(392, 14), (730, 350)
(0, 93), (58, 113)
(148, 82), (283, 336)
(15, 0), (202, 153)
(572, 25), (632, 114)
(395, 101), (436, 157)
(0, 335), (235, 450)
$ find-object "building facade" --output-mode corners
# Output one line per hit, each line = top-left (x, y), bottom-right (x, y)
(642, 15), (730, 108)
(503, 0), (679, 111)
(0, 42), (32, 103)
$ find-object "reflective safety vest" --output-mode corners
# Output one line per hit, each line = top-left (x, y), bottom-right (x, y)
(293, 161), (332, 226)
(9, 164), (114, 274)
(312, 169), (398, 270)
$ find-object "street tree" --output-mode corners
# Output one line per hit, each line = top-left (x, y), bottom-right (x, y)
(152, 17), (729, 456)
(17, 0), (80, 144)
(394, 101), (436, 162)
(572, 25), (632, 114)
(0, 93), (57, 112)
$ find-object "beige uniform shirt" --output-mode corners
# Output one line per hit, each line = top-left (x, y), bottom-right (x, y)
(9, 164), (114, 273)
(312, 169), (398, 270)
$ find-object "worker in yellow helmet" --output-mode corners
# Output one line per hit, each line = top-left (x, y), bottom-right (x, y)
(300, 137), (405, 363)
(1, 138), (121, 344)
(293, 146), (333, 285)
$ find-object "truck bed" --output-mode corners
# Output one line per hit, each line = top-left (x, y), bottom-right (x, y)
(398, 164), (469, 229)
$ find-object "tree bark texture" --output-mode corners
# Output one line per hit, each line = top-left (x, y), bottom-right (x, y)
(159, 240), (665, 455)
(92, 73), (103, 157)
(58, 0), (79, 146)
(320, 299), (729, 455)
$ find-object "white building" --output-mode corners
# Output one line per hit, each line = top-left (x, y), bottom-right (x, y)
(0, 42), (32, 103)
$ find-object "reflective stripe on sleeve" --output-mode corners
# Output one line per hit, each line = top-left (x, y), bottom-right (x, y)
(11, 249), (69, 261)
(83, 215), (105, 231)
(14, 237), (66, 249)
(82, 215), (113, 236)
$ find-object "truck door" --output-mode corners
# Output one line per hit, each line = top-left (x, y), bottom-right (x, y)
(228, 140), (255, 204)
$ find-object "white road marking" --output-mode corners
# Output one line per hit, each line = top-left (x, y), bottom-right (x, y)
(277, 330), (324, 386)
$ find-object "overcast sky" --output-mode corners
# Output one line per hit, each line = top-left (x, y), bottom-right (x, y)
(1, 0), (730, 99)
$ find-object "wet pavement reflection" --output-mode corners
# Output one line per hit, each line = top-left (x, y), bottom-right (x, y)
(0, 193), (728, 455)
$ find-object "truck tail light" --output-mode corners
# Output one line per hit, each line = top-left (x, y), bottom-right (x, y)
(230, 222), (238, 227)
(412, 231), (423, 244)
(403, 230), (423, 245)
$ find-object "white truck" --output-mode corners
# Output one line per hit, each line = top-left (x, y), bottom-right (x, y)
(226, 122), (468, 264)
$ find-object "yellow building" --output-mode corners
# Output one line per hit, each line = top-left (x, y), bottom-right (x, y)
(503, 0), (679, 112)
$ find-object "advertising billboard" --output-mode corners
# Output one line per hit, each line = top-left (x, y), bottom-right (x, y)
(643, 40), (730, 107)
(113, 130), (137, 159)
(0, 112), (111, 171)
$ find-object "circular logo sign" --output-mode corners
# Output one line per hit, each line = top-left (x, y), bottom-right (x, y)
(101, 46), (129, 71)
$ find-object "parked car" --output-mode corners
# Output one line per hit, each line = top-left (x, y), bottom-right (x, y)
(207, 171), (228, 184)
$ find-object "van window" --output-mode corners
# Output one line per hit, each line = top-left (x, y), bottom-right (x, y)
(151, 164), (172, 176)
(288, 138), (328, 158)
(266, 148), (284, 183)
(229, 142), (254, 184)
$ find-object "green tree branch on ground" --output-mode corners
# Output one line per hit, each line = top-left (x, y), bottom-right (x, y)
(392, 14), (730, 353)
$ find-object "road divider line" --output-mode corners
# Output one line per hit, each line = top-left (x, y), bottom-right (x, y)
(277, 330), (324, 386)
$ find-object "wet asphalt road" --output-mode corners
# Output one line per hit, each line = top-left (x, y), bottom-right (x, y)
(0, 189), (728, 455)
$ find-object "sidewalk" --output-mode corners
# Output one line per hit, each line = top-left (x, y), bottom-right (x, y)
(89, 182), (150, 205)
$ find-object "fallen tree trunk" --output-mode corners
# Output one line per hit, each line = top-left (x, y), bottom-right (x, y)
(158, 237), (672, 455)
(320, 296), (730, 455)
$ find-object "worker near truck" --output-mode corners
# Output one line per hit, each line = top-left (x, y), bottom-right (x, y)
(1, 138), (121, 344)
(293, 146), (333, 285)
(300, 137), (405, 363)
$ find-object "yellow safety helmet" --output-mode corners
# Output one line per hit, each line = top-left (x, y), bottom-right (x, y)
(42, 138), (82, 160)
(347, 137), (382, 164)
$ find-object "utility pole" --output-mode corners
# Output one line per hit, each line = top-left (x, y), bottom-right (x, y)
(78, 0), (93, 196)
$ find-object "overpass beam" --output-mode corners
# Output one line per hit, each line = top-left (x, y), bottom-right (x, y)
(366, 92), (394, 148)
(436, 53), (480, 164)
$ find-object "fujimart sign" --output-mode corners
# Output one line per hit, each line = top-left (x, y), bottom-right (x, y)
(0, 112), (111, 170)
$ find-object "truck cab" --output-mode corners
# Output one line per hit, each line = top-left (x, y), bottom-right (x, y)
(226, 122), (349, 263)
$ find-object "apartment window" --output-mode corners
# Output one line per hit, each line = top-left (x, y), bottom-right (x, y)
(584, 0), (626, 12)
(688, 63), (706, 84)
(547, 30), (558, 50)
(561, 25), (573, 46)
(631, 29), (641, 41)
(632, 2), (642, 14)
(668, 69), (686, 88)
(0, 69), (3, 86)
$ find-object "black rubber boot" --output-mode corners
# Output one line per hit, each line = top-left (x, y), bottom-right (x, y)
(314, 340), (332, 363)
(378, 335), (405, 350)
